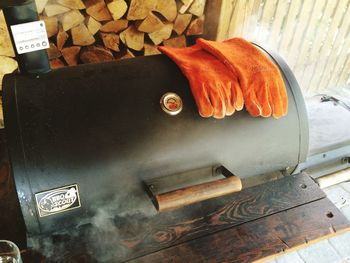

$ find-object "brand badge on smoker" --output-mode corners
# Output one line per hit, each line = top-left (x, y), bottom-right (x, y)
(35, 184), (81, 217)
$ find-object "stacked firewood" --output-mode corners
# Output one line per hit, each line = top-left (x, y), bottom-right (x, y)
(34, 0), (206, 69)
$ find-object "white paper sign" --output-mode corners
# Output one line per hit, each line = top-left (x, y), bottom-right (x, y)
(10, 21), (49, 55)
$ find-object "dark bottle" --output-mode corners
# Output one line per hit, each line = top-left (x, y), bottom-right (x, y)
(2, 0), (51, 75)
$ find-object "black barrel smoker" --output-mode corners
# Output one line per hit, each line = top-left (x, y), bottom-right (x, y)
(3, 48), (308, 234)
(0, 1), (309, 261)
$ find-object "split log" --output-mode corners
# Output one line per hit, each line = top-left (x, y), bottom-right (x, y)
(44, 4), (70, 17)
(41, 16), (58, 37)
(35, 0), (49, 14)
(127, 0), (157, 20)
(100, 32), (120, 52)
(0, 56), (17, 90)
(188, 0), (206, 17)
(0, 11), (15, 57)
(10, 0), (207, 67)
(57, 0), (85, 10)
(60, 10), (85, 31)
(120, 49), (135, 60)
(62, 46), (81, 65)
(86, 16), (102, 35)
(71, 24), (96, 46)
(57, 27), (69, 50)
(107, 0), (128, 20)
(136, 12), (164, 33)
(119, 26), (144, 51)
(155, 0), (177, 22)
(47, 43), (62, 59)
(50, 58), (65, 69)
(181, 0), (193, 4)
(80, 46), (114, 63)
(179, 0), (194, 14)
(144, 43), (161, 56)
(148, 23), (173, 45)
(84, 0), (101, 8)
(174, 13), (192, 35)
(186, 15), (204, 36)
(100, 20), (128, 33)
(86, 1), (113, 22)
(0, 56), (18, 75)
(163, 35), (186, 48)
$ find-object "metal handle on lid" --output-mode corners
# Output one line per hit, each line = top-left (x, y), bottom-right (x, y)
(146, 165), (242, 212)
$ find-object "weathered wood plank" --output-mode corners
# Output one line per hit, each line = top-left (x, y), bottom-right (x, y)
(286, 0), (314, 68)
(256, 0), (277, 43)
(319, 3), (350, 91)
(235, 0), (260, 40)
(308, 0), (348, 93)
(127, 174), (322, 256)
(301, 0), (341, 92)
(130, 198), (350, 263)
(277, 0), (302, 52)
(241, 0), (255, 39)
(202, 0), (224, 40)
(94, 173), (324, 262)
(328, 36), (350, 88)
(227, 0), (247, 37)
(267, 0), (290, 49)
(337, 54), (350, 86)
(294, 0), (327, 91)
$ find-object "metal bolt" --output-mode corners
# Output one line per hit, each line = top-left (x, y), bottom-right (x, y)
(300, 184), (307, 189)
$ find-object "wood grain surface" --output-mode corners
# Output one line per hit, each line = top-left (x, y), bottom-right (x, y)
(111, 173), (325, 261)
(130, 198), (350, 263)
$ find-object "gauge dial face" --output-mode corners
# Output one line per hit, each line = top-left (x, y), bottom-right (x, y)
(160, 92), (183, 116)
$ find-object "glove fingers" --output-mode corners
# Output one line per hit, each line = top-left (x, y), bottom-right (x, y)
(255, 83), (272, 117)
(193, 83), (214, 118)
(208, 86), (225, 119)
(231, 78), (244, 111)
(269, 79), (283, 119)
(244, 90), (261, 117)
(219, 82), (235, 116)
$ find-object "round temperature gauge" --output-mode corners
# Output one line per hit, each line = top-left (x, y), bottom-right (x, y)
(160, 92), (183, 116)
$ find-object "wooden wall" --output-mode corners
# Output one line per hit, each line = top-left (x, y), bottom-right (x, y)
(206, 0), (350, 97)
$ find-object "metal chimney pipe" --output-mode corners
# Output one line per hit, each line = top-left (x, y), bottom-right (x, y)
(1, 0), (51, 75)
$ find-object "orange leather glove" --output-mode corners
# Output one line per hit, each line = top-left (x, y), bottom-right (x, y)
(197, 38), (288, 118)
(158, 44), (243, 119)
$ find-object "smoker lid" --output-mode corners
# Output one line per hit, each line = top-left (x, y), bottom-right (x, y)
(2, 48), (309, 237)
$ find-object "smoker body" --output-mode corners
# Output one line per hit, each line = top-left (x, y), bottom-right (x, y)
(2, 48), (308, 237)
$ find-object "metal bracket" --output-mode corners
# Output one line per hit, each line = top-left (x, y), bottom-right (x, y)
(293, 145), (350, 178)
